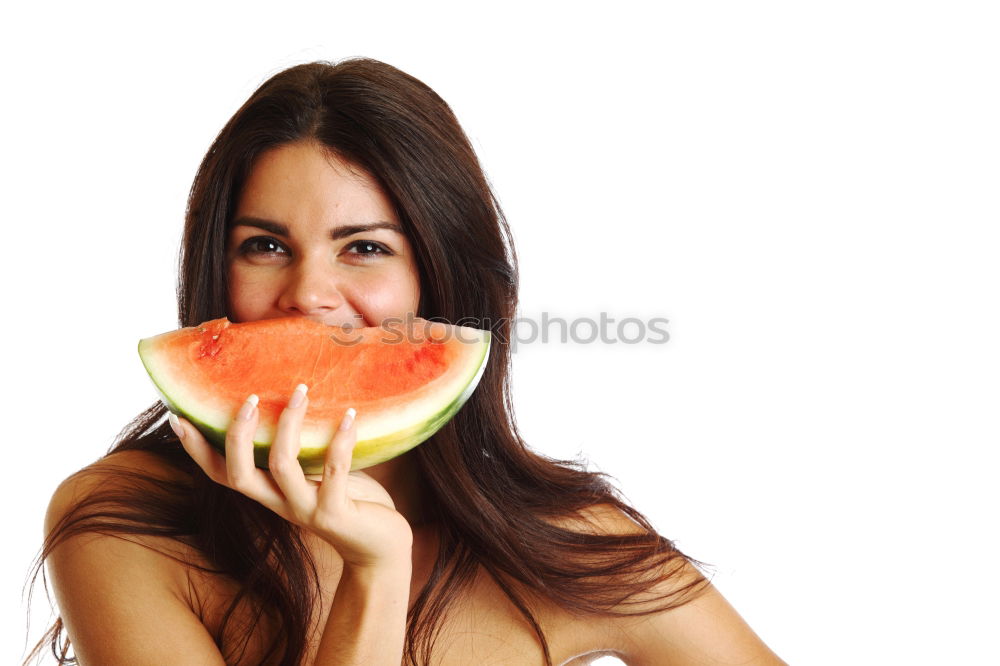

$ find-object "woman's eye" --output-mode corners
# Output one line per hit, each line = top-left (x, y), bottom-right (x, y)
(346, 240), (391, 257)
(239, 236), (288, 256)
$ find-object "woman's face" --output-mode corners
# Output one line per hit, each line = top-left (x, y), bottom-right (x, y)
(226, 141), (421, 328)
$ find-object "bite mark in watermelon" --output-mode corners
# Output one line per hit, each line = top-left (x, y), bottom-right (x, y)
(138, 317), (490, 473)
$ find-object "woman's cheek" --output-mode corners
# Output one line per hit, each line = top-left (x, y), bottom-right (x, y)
(349, 274), (420, 326)
(227, 270), (272, 323)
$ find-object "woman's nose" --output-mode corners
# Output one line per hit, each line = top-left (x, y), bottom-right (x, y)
(277, 254), (347, 318)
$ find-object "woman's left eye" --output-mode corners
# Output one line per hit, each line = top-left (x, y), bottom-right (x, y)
(345, 240), (391, 257)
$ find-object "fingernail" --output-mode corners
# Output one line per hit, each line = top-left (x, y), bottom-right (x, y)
(238, 394), (259, 421)
(288, 383), (308, 409)
(168, 412), (184, 439)
(339, 407), (356, 431)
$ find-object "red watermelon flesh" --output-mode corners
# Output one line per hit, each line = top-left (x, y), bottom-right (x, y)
(138, 316), (491, 473)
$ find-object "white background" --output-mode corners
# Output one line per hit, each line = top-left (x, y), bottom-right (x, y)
(4, 2), (998, 664)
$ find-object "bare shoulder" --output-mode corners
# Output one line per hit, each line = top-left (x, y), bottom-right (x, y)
(557, 501), (706, 595)
(546, 502), (651, 535)
(607, 580), (788, 665)
(44, 451), (227, 664)
(44, 447), (199, 597)
(543, 503), (786, 665)
(46, 449), (181, 534)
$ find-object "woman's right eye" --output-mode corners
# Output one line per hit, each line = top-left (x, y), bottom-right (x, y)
(239, 236), (288, 256)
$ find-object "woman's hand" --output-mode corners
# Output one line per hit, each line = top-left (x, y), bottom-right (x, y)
(169, 384), (413, 569)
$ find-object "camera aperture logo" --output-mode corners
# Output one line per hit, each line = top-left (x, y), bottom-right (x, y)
(328, 312), (670, 352)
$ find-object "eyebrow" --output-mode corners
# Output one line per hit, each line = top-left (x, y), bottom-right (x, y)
(231, 216), (405, 240)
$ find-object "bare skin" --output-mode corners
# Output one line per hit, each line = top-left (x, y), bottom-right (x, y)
(44, 141), (786, 664)
(46, 447), (786, 665)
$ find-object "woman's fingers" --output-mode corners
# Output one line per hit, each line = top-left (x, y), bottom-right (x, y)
(267, 384), (315, 515)
(171, 412), (228, 484)
(173, 408), (285, 514)
(317, 407), (358, 511)
(174, 393), (376, 541)
(225, 395), (264, 490)
(345, 471), (396, 508)
(221, 394), (289, 515)
(177, 400), (409, 566)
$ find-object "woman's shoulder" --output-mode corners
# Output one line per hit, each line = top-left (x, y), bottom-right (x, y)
(473, 502), (696, 663)
(86, 447), (192, 482)
(542, 500), (705, 594)
(541, 503), (786, 665)
(544, 501), (647, 534)
(46, 449), (190, 531)
(42, 449), (240, 663)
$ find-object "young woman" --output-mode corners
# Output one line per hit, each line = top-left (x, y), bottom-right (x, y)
(31, 58), (785, 665)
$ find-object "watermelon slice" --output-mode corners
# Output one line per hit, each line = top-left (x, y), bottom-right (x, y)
(138, 317), (490, 473)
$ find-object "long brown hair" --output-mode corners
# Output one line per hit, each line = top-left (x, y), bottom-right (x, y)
(26, 58), (707, 665)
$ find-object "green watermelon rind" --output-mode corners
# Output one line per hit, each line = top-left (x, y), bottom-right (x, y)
(138, 327), (491, 474)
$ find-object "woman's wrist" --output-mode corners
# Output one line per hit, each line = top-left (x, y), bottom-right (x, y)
(340, 552), (413, 582)
(316, 553), (412, 664)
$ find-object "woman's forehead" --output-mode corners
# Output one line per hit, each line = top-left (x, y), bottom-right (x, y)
(231, 142), (400, 231)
